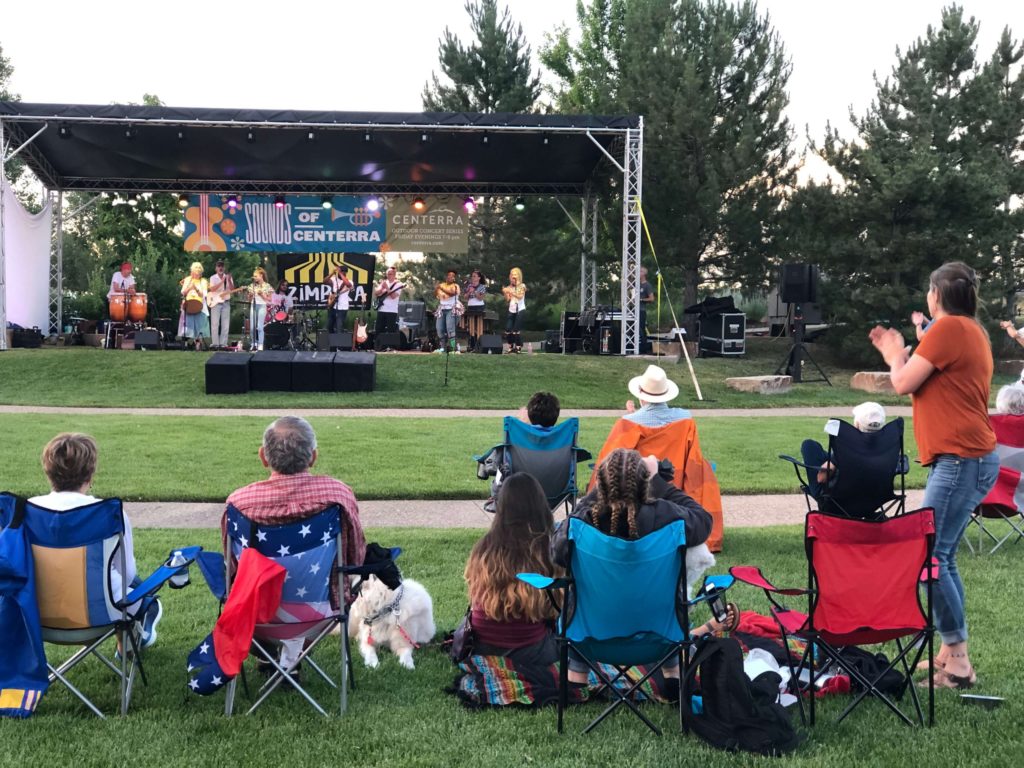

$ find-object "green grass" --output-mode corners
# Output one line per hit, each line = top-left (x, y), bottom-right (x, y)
(0, 414), (929, 501)
(4, 526), (1020, 767)
(4, 339), (1007, 409)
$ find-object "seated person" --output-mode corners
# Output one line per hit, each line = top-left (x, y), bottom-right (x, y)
(623, 365), (691, 425)
(800, 401), (886, 499)
(28, 433), (162, 646)
(483, 391), (561, 512)
(552, 448), (729, 685)
(996, 382), (1024, 416)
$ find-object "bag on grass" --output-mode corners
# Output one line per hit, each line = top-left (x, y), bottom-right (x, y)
(448, 606), (475, 663)
(683, 635), (802, 757)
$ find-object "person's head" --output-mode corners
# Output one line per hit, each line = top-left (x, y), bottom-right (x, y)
(852, 401), (886, 432)
(253, 267), (267, 283)
(471, 269), (484, 285)
(640, 267), (648, 280)
(464, 473), (555, 622)
(996, 384), (1024, 416)
(277, 279), (289, 293)
(334, 263), (347, 276)
(526, 391), (560, 428)
(386, 266), (397, 280)
(120, 261), (132, 277)
(259, 416), (318, 475)
(41, 433), (98, 492)
(445, 270), (457, 283)
(190, 261), (204, 278)
(509, 267), (522, 284)
(928, 261), (978, 318)
(590, 448), (652, 539)
(215, 260), (225, 273)
(627, 364), (680, 406)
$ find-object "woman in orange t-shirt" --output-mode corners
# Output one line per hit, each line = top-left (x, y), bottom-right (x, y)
(870, 262), (998, 691)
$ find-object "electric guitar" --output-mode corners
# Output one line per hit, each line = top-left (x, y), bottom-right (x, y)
(207, 285), (247, 308)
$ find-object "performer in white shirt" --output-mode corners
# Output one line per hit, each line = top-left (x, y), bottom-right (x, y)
(207, 260), (235, 349)
(107, 261), (137, 300)
(325, 264), (354, 334)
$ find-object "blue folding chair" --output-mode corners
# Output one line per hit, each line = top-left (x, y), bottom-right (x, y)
(0, 493), (198, 718)
(475, 417), (591, 513)
(519, 518), (728, 735)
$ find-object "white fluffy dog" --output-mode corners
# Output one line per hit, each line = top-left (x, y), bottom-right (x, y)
(686, 542), (716, 599)
(347, 575), (435, 670)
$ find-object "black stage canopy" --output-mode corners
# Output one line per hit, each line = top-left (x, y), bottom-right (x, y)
(0, 102), (638, 196)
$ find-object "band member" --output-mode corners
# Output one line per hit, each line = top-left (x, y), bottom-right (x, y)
(107, 261), (136, 299)
(374, 266), (404, 335)
(435, 269), (460, 352)
(272, 279), (295, 317)
(180, 261), (210, 351)
(247, 267), (274, 351)
(463, 270), (487, 351)
(502, 267), (527, 353)
(207, 260), (235, 349)
(325, 264), (354, 334)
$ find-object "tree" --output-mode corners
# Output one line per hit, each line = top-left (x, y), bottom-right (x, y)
(0, 43), (27, 189)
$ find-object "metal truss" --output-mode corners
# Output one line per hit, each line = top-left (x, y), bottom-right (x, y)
(580, 194), (598, 312)
(48, 189), (63, 335)
(619, 119), (643, 355)
(0, 119), (7, 349)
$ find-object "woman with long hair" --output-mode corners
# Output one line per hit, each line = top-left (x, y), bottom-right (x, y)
(870, 261), (998, 690)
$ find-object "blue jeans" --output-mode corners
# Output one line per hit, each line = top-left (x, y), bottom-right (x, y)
(436, 309), (456, 342)
(252, 304), (267, 347)
(923, 452), (998, 644)
(800, 439), (829, 499)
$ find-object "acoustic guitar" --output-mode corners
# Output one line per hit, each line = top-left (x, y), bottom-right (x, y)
(184, 195), (227, 251)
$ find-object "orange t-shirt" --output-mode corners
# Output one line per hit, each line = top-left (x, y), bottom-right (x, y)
(911, 315), (996, 465)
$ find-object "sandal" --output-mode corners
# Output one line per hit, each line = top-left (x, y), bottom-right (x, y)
(918, 666), (976, 690)
(722, 602), (741, 633)
(915, 658), (944, 673)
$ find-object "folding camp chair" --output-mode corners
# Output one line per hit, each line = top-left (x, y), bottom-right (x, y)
(0, 493), (198, 718)
(474, 417), (591, 514)
(518, 518), (729, 735)
(781, 418), (909, 520)
(967, 414), (1024, 554)
(221, 503), (385, 717)
(730, 507), (936, 727)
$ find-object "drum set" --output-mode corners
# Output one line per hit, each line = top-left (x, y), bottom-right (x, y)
(105, 291), (151, 349)
(249, 305), (321, 351)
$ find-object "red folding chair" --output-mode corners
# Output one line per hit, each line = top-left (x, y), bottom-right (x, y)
(731, 508), (936, 727)
(968, 414), (1024, 554)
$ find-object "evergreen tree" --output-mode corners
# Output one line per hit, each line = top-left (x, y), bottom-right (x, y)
(0, 43), (26, 188)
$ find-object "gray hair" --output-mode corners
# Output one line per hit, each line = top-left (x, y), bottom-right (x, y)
(996, 384), (1024, 416)
(262, 416), (317, 474)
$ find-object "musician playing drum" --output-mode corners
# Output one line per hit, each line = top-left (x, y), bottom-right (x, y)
(180, 261), (210, 351)
(107, 261), (136, 322)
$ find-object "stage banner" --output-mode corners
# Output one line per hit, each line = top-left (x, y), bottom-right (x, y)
(276, 253), (376, 309)
(182, 194), (385, 253)
(384, 198), (469, 254)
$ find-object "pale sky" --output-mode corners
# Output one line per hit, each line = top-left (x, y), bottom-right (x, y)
(3, 0), (1022, 170)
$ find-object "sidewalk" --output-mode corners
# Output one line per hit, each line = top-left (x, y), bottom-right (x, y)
(127, 490), (927, 530)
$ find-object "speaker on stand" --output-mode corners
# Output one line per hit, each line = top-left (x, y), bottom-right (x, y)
(774, 264), (830, 385)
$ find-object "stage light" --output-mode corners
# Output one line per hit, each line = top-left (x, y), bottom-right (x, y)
(124, 126), (136, 140)
(412, 197), (426, 212)
(226, 195), (240, 210)
(321, 195), (333, 210)
(274, 195), (286, 209)
(306, 130), (316, 142)
(127, 194), (139, 207)
(363, 131), (373, 143)
(514, 197), (525, 211)
(178, 193), (189, 208)
(542, 136), (550, 146)
(58, 124), (72, 140)
(246, 130), (255, 143)
(480, 133), (489, 145)
(366, 197), (380, 212)
(463, 196), (477, 214)
(420, 132), (430, 143)
(176, 130), (186, 141)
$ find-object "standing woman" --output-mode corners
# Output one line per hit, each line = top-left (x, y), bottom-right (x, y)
(434, 269), (460, 352)
(502, 267), (527, 353)
(248, 267), (274, 351)
(869, 261), (998, 690)
(180, 261), (210, 351)
(463, 270), (487, 351)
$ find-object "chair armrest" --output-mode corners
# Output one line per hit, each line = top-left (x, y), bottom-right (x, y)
(897, 455), (911, 475)
(340, 547), (402, 577)
(778, 454), (817, 471)
(196, 550), (227, 602)
(516, 572), (571, 590)
(574, 447), (593, 463)
(472, 445), (503, 464)
(729, 565), (809, 596)
(688, 573), (735, 607)
(121, 545), (202, 606)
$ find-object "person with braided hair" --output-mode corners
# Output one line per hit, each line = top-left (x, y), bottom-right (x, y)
(551, 447), (724, 684)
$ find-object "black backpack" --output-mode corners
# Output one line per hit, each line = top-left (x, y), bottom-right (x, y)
(682, 636), (803, 756)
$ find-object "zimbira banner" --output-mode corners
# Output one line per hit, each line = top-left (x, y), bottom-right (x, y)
(276, 253), (376, 309)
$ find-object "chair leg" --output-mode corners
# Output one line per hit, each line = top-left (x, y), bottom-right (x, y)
(339, 622), (349, 716)
(48, 663), (106, 719)
(225, 676), (237, 717)
(558, 639), (568, 734)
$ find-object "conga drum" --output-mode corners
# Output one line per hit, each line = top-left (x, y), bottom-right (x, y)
(109, 294), (129, 322)
(128, 292), (148, 322)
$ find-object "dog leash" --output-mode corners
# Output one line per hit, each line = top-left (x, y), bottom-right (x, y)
(362, 584), (420, 649)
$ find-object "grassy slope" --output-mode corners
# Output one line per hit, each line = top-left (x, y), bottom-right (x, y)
(0, 414), (929, 500)
(2, 527), (1019, 768)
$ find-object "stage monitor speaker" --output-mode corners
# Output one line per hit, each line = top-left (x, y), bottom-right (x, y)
(333, 351), (376, 392)
(398, 300), (426, 330)
(478, 334), (503, 354)
(780, 264), (819, 304)
(543, 329), (561, 353)
(317, 330), (353, 351)
(134, 329), (161, 350)
(264, 322), (292, 351)
(205, 352), (252, 394)
(561, 311), (581, 340)
(292, 351), (336, 392)
(374, 332), (402, 351)
(11, 328), (43, 348)
(250, 351), (295, 391)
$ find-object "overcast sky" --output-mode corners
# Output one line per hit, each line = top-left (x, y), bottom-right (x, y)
(3, 0), (1022, 158)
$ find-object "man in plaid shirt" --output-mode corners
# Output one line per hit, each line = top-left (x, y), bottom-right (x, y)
(223, 416), (367, 606)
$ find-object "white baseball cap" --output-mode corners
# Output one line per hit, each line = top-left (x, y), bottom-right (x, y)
(852, 401), (886, 432)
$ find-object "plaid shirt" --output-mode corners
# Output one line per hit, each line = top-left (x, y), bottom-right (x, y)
(223, 471), (366, 604)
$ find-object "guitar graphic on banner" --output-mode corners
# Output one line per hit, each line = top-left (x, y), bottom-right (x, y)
(184, 194), (227, 251)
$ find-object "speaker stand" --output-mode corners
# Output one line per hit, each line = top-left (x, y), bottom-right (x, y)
(774, 308), (831, 385)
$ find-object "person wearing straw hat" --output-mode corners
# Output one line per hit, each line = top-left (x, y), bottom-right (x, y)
(624, 365), (692, 427)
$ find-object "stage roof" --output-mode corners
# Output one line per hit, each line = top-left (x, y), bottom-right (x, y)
(0, 102), (638, 197)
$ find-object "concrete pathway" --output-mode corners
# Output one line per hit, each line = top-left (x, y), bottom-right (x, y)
(128, 490), (927, 530)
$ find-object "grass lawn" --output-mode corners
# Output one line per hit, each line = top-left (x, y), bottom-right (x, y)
(5, 339), (1011, 410)
(0, 414), (929, 500)
(2, 525), (1020, 767)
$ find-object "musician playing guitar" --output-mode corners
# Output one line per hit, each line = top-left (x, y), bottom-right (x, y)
(207, 259), (235, 349)
(180, 261), (210, 351)
(325, 263), (354, 334)
(374, 266), (405, 335)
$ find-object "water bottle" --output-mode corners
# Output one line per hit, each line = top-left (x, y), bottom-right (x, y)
(168, 550), (190, 589)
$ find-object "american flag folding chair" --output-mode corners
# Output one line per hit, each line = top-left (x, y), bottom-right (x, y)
(967, 414), (1024, 554)
(0, 493), (198, 718)
(731, 508), (936, 727)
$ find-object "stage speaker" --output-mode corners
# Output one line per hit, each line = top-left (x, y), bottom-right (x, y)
(250, 351), (295, 391)
(374, 332), (402, 351)
(316, 330), (353, 351)
(398, 300), (426, 330)
(292, 351), (336, 392)
(543, 329), (561, 353)
(264, 322), (291, 351)
(205, 352), (252, 394)
(780, 264), (819, 304)
(478, 334), (503, 354)
(333, 351), (376, 392)
(134, 329), (161, 350)
(11, 328), (43, 348)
